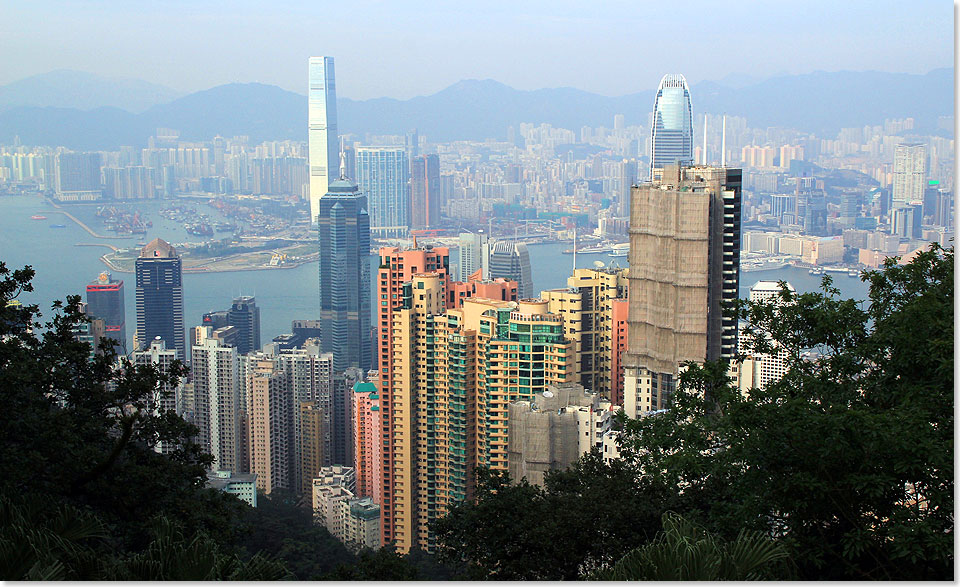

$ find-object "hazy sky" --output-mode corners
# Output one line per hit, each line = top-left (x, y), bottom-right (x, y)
(0, 1), (953, 99)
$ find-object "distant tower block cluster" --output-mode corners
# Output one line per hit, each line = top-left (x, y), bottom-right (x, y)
(308, 56), (339, 224)
(649, 74), (694, 179)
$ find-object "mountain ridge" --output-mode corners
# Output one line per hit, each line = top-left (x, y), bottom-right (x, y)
(0, 68), (950, 149)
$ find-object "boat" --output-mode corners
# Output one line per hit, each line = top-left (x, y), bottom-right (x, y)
(186, 223), (214, 237)
(49, 224), (67, 229)
(31, 215), (47, 220)
(608, 243), (629, 258)
(808, 268), (823, 275)
(848, 269), (861, 277)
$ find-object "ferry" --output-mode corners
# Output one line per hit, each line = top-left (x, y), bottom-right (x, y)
(31, 215), (47, 220)
(49, 224), (67, 229)
(608, 243), (630, 258)
(808, 268), (823, 275)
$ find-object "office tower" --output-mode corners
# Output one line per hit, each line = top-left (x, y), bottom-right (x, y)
(623, 165), (741, 418)
(507, 383), (619, 486)
(317, 172), (371, 372)
(457, 232), (488, 281)
(892, 143), (926, 206)
(308, 56), (339, 224)
(892, 203), (923, 240)
(85, 271), (126, 354)
(487, 240), (532, 299)
(734, 281), (796, 394)
(55, 151), (102, 201)
(192, 328), (240, 471)
(133, 338), (183, 454)
(228, 295), (260, 355)
(356, 146), (409, 236)
(375, 245), (450, 547)
(386, 283), (576, 552)
(542, 267), (629, 403)
(616, 159), (638, 217)
(245, 356), (293, 493)
(300, 401), (326, 495)
(202, 310), (230, 330)
(135, 238), (185, 359)
(649, 74), (694, 179)
(410, 154), (440, 230)
(353, 379), (383, 505)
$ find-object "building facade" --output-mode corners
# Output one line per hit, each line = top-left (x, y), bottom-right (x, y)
(623, 165), (741, 417)
(192, 329), (241, 472)
(85, 271), (126, 354)
(317, 175), (372, 372)
(308, 56), (339, 223)
(410, 154), (440, 230)
(649, 74), (694, 179)
(486, 240), (533, 299)
(356, 146), (409, 236)
(135, 238), (185, 359)
(892, 143), (927, 206)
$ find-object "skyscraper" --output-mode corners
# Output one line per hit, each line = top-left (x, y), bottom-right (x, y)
(410, 154), (440, 230)
(308, 56), (339, 224)
(192, 329), (240, 472)
(356, 146), (409, 236)
(487, 240), (533, 299)
(135, 238), (185, 359)
(85, 271), (126, 354)
(133, 337), (184, 454)
(649, 74), (694, 179)
(623, 164), (741, 417)
(317, 169), (371, 372)
(457, 232), (488, 281)
(228, 295), (260, 355)
(892, 143), (926, 206)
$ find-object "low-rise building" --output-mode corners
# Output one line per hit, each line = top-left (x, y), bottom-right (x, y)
(207, 470), (257, 507)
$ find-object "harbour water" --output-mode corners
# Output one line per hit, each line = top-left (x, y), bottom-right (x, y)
(1, 193), (873, 348)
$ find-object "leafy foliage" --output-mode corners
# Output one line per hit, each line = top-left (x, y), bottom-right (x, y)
(592, 511), (792, 580)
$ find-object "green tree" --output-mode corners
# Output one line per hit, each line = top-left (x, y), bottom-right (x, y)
(592, 511), (792, 580)
(618, 245), (954, 580)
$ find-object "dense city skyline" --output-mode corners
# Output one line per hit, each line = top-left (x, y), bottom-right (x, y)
(0, 1), (952, 100)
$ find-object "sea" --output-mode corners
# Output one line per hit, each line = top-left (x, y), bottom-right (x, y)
(0, 193), (872, 347)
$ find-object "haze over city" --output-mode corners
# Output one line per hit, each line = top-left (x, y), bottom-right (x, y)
(0, 1), (954, 581)
(0, 0), (953, 99)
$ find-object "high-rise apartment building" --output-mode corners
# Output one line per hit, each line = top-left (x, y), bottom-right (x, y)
(387, 276), (575, 552)
(317, 172), (371, 372)
(245, 356), (293, 493)
(357, 146), (409, 237)
(733, 281), (796, 394)
(192, 328), (240, 472)
(300, 401), (326, 495)
(542, 267), (629, 403)
(308, 56), (339, 224)
(85, 271), (126, 354)
(892, 143), (927, 206)
(410, 154), (440, 230)
(133, 337), (183, 454)
(135, 238), (185, 359)
(487, 240), (532, 299)
(228, 296), (260, 355)
(623, 164), (741, 417)
(649, 74), (694, 179)
(353, 379), (383, 506)
(375, 244), (450, 545)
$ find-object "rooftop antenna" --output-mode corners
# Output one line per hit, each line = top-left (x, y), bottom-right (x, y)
(721, 114), (727, 167)
(572, 228), (577, 274)
(702, 115), (708, 165)
(339, 137), (346, 180)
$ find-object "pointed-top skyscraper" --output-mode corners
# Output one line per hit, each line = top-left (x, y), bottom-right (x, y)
(308, 56), (339, 224)
(649, 74), (694, 179)
(135, 238), (185, 359)
(317, 151), (372, 372)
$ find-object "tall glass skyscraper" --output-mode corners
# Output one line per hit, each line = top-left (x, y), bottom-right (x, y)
(308, 56), (339, 224)
(356, 146), (409, 236)
(649, 74), (694, 178)
(487, 240), (532, 299)
(317, 172), (371, 372)
(135, 238), (185, 359)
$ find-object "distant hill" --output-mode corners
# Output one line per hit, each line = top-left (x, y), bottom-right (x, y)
(0, 70), (183, 113)
(0, 68), (951, 149)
